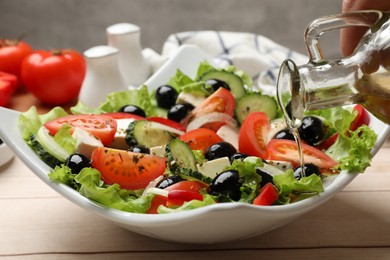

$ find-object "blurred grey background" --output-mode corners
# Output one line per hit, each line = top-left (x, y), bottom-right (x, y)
(0, 0), (342, 57)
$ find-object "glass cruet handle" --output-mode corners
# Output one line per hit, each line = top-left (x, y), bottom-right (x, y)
(305, 10), (383, 64)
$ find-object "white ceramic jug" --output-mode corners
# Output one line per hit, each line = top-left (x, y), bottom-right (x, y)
(78, 45), (126, 108)
(107, 23), (151, 87)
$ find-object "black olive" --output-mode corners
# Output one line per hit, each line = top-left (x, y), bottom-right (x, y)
(208, 170), (241, 201)
(129, 145), (150, 154)
(256, 168), (274, 185)
(273, 129), (295, 141)
(155, 85), (178, 109)
(229, 152), (248, 163)
(167, 103), (194, 123)
(298, 116), (325, 146)
(205, 142), (237, 161)
(65, 153), (91, 174)
(205, 79), (230, 92)
(293, 163), (321, 180)
(118, 105), (146, 117)
(155, 175), (184, 189)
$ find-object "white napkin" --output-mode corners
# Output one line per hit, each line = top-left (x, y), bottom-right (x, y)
(143, 30), (308, 95)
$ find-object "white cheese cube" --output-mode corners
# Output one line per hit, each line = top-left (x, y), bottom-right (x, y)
(196, 157), (231, 179)
(176, 92), (206, 107)
(72, 128), (103, 158)
(109, 118), (136, 149)
(150, 145), (166, 157)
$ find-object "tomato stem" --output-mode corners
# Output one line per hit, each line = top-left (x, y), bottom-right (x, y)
(51, 49), (63, 56)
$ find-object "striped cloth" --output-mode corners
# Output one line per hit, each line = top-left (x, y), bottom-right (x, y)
(143, 31), (308, 94)
(0, 30), (312, 169)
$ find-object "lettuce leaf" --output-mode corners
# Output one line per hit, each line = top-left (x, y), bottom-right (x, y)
(306, 106), (356, 139)
(157, 194), (216, 214)
(167, 69), (195, 90)
(74, 168), (153, 213)
(273, 170), (324, 204)
(53, 124), (76, 155)
(326, 125), (377, 172)
(227, 157), (263, 203)
(18, 106), (68, 141)
(48, 165), (79, 190)
(71, 85), (157, 117)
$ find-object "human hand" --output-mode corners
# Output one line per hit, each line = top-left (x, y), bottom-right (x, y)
(341, 0), (390, 56)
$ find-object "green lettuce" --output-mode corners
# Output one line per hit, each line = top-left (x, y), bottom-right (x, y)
(227, 157), (263, 203)
(326, 125), (377, 172)
(19, 106), (68, 141)
(196, 60), (253, 89)
(306, 106), (356, 139)
(273, 170), (324, 204)
(157, 194), (217, 214)
(53, 124), (76, 154)
(71, 85), (157, 117)
(75, 168), (152, 213)
(48, 165), (79, 190)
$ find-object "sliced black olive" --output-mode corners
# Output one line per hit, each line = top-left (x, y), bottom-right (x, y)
(273, 129), (295, 141)
(293, 163), (321, 180)
(205, 142), (237, 161)
(155, 175), (184, 189)
(167, 103), (194, 123)
(256, 168), (274, 185)
(229, 152), (248, 163)
(65, 153), (91, 174)
(129, 145), (150, 154)
(155, 85), (178, 109)
(208, 170), (241, 201)
(118, 104), (146, 117)
(298, 116), (325, 146)
(205, 78), (230, 92)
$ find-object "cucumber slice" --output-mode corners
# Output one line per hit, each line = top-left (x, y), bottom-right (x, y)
(166, 139), (197, 171)
(200, 70), (246, 99)
(126, 120), (175, 148)
(30, 135), (63, 168)
(36, 126), (70, 162)
(235, 93), (278, 124)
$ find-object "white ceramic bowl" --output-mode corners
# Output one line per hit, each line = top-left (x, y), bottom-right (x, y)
(0, 45), (389, 244)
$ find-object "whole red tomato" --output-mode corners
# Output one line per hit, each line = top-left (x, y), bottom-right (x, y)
(0, 39), (33, 87)
(21, 49), (86, 105)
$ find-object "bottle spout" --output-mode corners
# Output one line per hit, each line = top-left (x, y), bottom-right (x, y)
(276, 59), (305, 129)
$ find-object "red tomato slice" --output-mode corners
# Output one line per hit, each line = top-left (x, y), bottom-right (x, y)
(147, 117), (186, 132)
(103, 112), (144, 120)
(166, 190), (203, 207)
(317, 104), (370, 150)
(238, 112), (270, 159)
(266, 139), (337, 169)
(165, 180), (209, 192)
(146, 194), (168, 214)
(350, 104), (370, 131)
(182, 87), (236, 126)
(179, 128), (223, 152)
(253, 183), (279, 206)
(45, 114), (117, 146)
(91, 147), (166, 190)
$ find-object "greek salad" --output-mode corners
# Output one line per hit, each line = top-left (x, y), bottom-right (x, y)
(18, 61), (377, 214)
